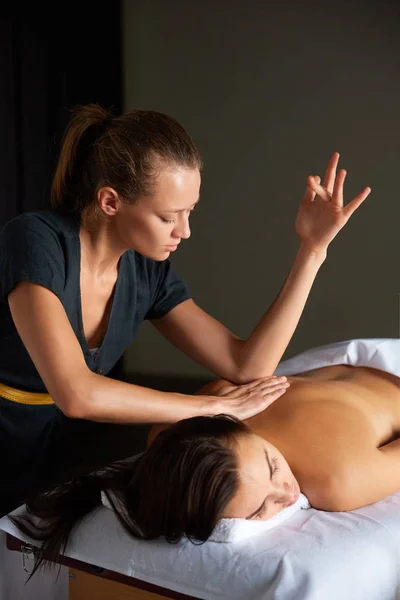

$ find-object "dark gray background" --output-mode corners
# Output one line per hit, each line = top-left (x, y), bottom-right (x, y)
(123, 0), (400, 378)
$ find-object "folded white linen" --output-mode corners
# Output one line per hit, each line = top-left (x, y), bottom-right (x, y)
(274, 338), (400, 377)
(101, 490), (120, 511)
(100, 489), (311, 543)
(208, 493), (311, 543)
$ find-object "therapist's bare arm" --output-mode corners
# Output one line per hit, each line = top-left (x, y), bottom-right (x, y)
(154, 153), (370, 383)
(7, 282), (287, 423)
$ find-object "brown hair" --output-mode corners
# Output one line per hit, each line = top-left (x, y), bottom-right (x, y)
(11, 415), (250, 579)
(50, 103), (203, 223)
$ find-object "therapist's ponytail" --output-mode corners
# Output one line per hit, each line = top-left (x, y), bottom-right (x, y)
(50, 102), (202, 226)
(10, 415), (249, 578)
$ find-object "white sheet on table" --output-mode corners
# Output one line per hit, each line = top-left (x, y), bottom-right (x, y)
(1, 338), (400, 600)
(274, 338), (400, 377)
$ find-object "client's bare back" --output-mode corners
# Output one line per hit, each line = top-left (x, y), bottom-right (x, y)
(196, 365), (400, 512)
(285, 364), (400, 448)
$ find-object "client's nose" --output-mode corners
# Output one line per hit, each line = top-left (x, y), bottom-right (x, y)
(274, 482), (294, 505)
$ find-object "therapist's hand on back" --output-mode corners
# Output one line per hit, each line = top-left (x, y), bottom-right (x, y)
(199, 376), (290, 420)
(295, 152), (371, 255)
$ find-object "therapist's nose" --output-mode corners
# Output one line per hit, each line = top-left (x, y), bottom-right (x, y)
(173, 219), (191, 240)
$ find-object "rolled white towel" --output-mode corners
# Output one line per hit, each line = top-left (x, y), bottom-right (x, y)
(101, 490), (310, 543)
(101, 490), (115, 510)
(208, 493), (311, 543)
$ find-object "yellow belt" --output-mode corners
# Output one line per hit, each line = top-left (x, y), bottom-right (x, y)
(0, 382), (54, 405)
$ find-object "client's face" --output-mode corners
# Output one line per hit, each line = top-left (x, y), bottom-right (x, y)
(222, 433), (300, 521)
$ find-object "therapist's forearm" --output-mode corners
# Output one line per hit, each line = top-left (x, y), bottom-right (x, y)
(66, 373), (209, 424)
(238, 243), (326, 381)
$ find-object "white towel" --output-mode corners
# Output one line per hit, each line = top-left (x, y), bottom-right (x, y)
(101, 490), (120, 511)
(208, 493), (311, 543)
(100, 490), (310, 543)
(274, 338), (400, 377)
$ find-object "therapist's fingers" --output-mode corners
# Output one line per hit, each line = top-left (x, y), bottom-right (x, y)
(196, 376), (288, 398)
(248, 376), (289, 390)
(303, 176), (321, 203)
(259, 381), (290, 394)
(214, 384), (290, 421)
(331, 169), (347, 208)
(222, 376), (289, 397)
(322, 152), (340, 193)
(343, 186), (372, 218)
(307, 177), (332, 202)
(233, 387), (289, 420)
(260, 386), (289, 406)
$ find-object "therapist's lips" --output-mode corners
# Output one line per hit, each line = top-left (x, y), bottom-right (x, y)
(165, 245), (178, 251)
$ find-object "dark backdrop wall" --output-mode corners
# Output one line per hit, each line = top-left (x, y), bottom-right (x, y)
(123, 0), (400, 381)
(0, 2), (123, 227)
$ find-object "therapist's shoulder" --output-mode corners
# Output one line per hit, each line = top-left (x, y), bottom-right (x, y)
(0, 210), (74, 302)
(0, 209), (76, 250)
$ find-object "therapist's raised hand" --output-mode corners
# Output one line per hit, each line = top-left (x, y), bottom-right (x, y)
(200, 376), (290, 421)
(295, 152), (371, 254)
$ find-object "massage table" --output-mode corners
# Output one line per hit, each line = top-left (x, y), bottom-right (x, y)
(1, 339), (399, 600)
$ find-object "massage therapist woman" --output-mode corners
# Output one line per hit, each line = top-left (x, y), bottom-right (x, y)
(0, 104), (370, 517)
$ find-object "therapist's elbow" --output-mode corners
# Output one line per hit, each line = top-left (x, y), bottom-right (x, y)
(55, 376), (95, 420)
(60, 399), (89, 420)
(229, 371), (255, 385)
(229, 368), (260, 386)
(233, 345), (276, 384)
(234, 366), (277, 385)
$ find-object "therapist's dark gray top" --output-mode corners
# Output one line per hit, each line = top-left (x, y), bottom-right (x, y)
(0, 209), (191, 392)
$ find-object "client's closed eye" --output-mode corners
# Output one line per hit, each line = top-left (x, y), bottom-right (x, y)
(253, 457), (281, 519)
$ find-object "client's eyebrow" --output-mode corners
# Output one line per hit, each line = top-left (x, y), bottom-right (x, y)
(245, 449), (272, 520)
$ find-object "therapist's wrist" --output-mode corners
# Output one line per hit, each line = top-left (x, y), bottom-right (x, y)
(180, 393), (227, 418)
(191, 394), (223, 417)
(298, 242), (327, 265)
(164, 392), (219, 422)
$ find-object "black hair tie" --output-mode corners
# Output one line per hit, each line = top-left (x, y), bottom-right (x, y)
(71, 116), (114, 187)
(87, 116), (113, 145)
(101, 115), (113, 131)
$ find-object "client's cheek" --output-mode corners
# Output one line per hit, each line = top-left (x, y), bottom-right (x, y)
(267, 506), (283, 519)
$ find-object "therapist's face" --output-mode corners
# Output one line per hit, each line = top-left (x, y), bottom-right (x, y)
(114, 166), (201, 260)
(222, 433), (300, 520)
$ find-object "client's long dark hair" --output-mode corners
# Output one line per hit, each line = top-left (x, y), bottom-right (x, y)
(10, 415), (250, 578)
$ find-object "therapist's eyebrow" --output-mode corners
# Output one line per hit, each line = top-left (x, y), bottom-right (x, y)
(166, 195), (200, 213)
(245, 449), (272, 520)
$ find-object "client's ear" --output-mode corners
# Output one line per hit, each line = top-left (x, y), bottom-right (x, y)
(195, 379), (232, 396)
(147, 378), (233, 448)
(147, 423), (170, 448)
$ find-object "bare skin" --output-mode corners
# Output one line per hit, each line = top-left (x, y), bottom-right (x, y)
(149, 365), (400, 519)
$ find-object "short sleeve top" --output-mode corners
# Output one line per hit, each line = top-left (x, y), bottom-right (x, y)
(0, 209), (191, 392)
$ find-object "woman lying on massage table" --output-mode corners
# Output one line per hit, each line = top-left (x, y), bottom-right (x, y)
(12, 357), (400, 575)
